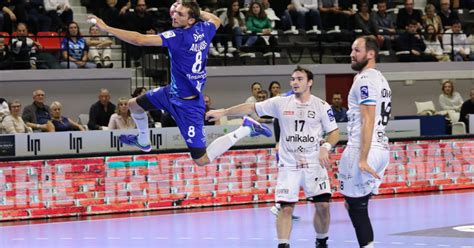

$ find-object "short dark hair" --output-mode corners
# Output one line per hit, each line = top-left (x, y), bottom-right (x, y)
(361, 35), (379, 57)
(451, 19), (462, 26)
(377, 0), (387, 5)
(293, 66), (313, 81)
(251, 82), (262, 89)
(182, 2), (201, 21)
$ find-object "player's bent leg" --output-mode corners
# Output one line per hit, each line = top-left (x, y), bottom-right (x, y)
(277, 202), (296, 247)
(308, 193), (331, 248)
(345, 194), (373, 247)
(119, 97), (151, 152)
(192, 149), (210, 166)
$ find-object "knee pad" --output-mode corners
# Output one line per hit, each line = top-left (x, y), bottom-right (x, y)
(307, 193), (331, 203)
(345, 195), (370, 211)
(189, 147), (206, 160)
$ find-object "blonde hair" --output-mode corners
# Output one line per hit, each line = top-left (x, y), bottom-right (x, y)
(50, 101), (62, 110)
(115, 97), (130, 116)
(441, 80), (454, 97)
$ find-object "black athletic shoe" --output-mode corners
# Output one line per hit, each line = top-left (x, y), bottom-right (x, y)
(278, 243), (290, 248)
(316, 237), (328, 248)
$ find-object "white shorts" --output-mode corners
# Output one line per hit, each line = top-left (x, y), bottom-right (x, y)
(338, 146), (390, 198)
(275, 166), (331, 203)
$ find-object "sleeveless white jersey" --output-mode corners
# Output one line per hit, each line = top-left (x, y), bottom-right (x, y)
(347, 68), (391, 150)
(255, 95), (338, 168)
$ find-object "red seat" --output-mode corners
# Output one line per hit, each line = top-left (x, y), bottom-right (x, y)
(0, 32), (10, 45)
(36, 32), (61, 51)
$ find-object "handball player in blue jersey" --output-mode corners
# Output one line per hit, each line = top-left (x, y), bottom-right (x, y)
(88, 1), (271, 166)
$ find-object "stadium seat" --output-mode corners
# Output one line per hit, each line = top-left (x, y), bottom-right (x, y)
(0, 32), (10, 45)
(415, 101), (436, 115)
(36, 32), (61, 51)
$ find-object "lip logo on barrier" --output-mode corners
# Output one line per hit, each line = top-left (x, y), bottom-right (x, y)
(150, 130), (162, 150)
(69, 133), (83, 153)
(110, 132), (123, 151)
(27, 135), (41, 155)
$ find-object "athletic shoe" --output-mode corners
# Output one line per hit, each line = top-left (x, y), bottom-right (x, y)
(316, 237), (328, 248)
(119, 134), (152, 152)
(242, 116), (272, 137)
(270, 205), (300, 220)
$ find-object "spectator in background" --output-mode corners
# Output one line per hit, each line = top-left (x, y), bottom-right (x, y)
(442, 20), (471, 61)
(285, 0), (322, 31)
(99, 0), (122, 28)
(0, 37), (11, 69)
(255, 90), (273, 124)
(372, 0), (396, 38)
(10, 22), (41, 69)
(44, 0), (74, 32)
(22, 89), (55, 132)
(108, 97), (136, 129)
(61, 21), (96, 68)
(2, 99), (31, 133)
(0, 0), (27, 34)
(355, 1), (385, 49)
(331, 92), (348, 122)
(318, 0), (353, 31)
(204, 94), (219, 125)
(439, 80), (463, 112)
(438, 0), (459, 30)
(245, 2), (278, 54)
(459, 88), (474, 132)
(88, 88), (116, 130)
(269, 80), (281, 97)
(396, 20), (437, 62)
(219, 0), (246, 53)
(396, 0), (422, 30)
(86, 25), (114, 68)
(424, 24), (450, 61)
(25, 0), (52, 33)
(245, 82), (263, 103)
(50, 101), (85, 131)
(422, 4), (443, 34)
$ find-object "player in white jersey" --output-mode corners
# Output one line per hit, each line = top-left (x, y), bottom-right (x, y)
(339, 36), (392, 248)
(206, 66), (340, 248)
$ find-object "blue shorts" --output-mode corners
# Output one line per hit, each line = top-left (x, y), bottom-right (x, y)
(137, 85), (206, 149)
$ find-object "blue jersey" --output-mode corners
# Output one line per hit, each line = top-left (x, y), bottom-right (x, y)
(159, 21), (216, 98)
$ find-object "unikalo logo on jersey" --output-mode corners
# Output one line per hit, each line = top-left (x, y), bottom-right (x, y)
(285, 134), (315, 143)
(162, 31), (176, 39)
(326, 109), (335, 121)
(360, 86), (369, 99)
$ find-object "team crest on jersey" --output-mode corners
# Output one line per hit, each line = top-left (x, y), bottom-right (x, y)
(360, 86), (369, 99)
(308, 111), (315, 118)
(162, 31), (176, 39)
(283, 111), (294, 116)
(327, 109), (335, 121)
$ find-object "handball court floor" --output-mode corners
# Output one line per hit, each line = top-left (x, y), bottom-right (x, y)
(0, 190), (473, 248)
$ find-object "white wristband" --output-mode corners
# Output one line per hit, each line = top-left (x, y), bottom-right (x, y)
(321, 142), (332, 151)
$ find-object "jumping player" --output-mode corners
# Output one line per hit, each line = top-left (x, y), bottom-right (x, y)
(338, 35), (392, 248)
(88, 2), (271, 166)
(206, 66), (340, 248)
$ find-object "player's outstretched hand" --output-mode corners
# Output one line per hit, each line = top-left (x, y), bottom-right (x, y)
(87, 15), (107, 31)
(359, 161), (381, 179)
(206, 109), (225, 122)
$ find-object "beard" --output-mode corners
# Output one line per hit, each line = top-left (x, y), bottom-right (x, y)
(351, 58), (369, 71)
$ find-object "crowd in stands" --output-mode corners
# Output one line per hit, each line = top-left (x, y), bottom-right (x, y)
(0, 0), (473, 70)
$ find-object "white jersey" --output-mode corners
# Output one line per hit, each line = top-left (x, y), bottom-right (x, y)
(347, 68), (391, 150)
(256, 95), (338, 168)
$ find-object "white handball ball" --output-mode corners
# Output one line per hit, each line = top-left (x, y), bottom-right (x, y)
(87, 18), (97, 25)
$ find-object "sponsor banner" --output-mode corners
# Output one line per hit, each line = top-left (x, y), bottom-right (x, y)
(0, 135), (15, 156)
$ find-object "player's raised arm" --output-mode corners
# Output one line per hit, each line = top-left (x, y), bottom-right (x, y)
(87, 15), (163, 47)
(200, 10), (221, 29)
(206, 103), (255, 122)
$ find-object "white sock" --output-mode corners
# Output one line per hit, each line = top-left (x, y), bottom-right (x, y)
(131, 112), (150, 145)
(316, 232), (328, 239)
(206, 126), (251, 162)
(278, 239), (289, 244)
(362, 242), (374, 248)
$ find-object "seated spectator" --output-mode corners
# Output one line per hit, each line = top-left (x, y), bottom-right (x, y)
(0, 1), (27, 34)
(99, 0), (122, 29)
(318, 0), (354, 30)
(438, 0), (459, 30)
(86, 25), (114, 68)
(2, 99), (31, 134)
(0, 37), (11, 69)
(204, 94), (219, 125)
(10, 22), (42, 69)
(442, 20), (472, 61)
(45, 0), (73, 32)
(396, 20), (437, 62)
(424, 24), (450, 61)
(0, 97), (9, 131)
(269, 80), (281, 97)
(257, 89), (268, 102)
(422, 4), (443, 34)
(331, 92), (348, 122)
(219, 0), (246, 52)
(285, 0), (322, 30)
(372, 0), (396, 37)
(355, 1), (385, 48)
(245, 2), (278, 54)
(50, 101), (85, 131)
(61, 21), (96, 68)
(396, 0), (422, 31)
(88, 88), (116, 130)
(459, 88), (474, 132)
(22, 89), (55, 132)
(108, 97), (136, 129)
(253, 90), (273, 123)
(245, 82), (263, 103)
(439, 80), (463, 112)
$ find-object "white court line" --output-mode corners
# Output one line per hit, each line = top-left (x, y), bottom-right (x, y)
(414, 243), (427, 246)
(60, 237), (73, 240)
(155, 237), (169, 240)
(36, 237), (48, 240)
(296, 238), (309, 241)
(202, 237), (215, 240)
(391, 242), (405, 245)
(11, 238), (24, 241)
(83, 237), (97, 240)
(227, 237), (240, 240)
(344, 240), (357, 243)
(131, 237), (144, 240)
(250, 237), (263, 240)
(179, 237), (192, 240)
(108, 237), (121, 240)
(436, 245), (450, 247)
